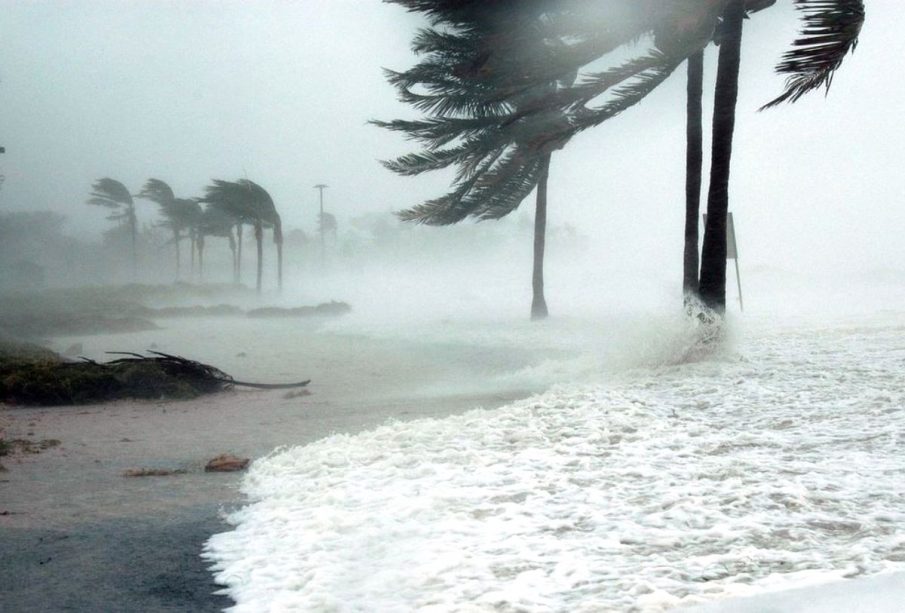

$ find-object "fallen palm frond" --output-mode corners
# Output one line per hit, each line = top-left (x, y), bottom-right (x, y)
(0, 348), (309, 406)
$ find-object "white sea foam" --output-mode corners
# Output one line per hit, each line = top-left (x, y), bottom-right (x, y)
(204, 310), (905, 612)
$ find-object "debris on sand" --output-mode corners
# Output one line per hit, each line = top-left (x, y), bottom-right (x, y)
(205, 454), (249, 472)
(122, 467), (187, 477)
(1, 346), (310, 407)
(0, 438), (61, 456)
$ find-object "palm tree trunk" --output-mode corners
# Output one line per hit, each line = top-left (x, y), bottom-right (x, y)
(684, 50), (704, 302)
(254, 221), (263, 294)
(531, 153), (551, 321)
(236, 224), (243, 284)
(699, 0), (745, 314)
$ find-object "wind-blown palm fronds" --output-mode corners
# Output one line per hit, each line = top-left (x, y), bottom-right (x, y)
(87, 178), (138, 276)
(200, 180), (280, 292)
(136, 179), (198, 278)
(761, 0), (864, 109)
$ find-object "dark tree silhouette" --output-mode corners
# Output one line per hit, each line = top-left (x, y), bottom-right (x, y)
(87, 178), (138, 276)
(381, 0), (864, 317)
(136, 179), (201, 279)
(377, 1), (591, 320)
(201, 180), (280, 293)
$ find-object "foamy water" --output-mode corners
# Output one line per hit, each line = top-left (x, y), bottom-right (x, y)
(203, 304), (905, 611)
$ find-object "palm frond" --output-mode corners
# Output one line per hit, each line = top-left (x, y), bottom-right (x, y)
(86, 196), (121, 209)
(136, 178), (176, 205)
(761, 0), (864, 109)
(200, 179), (277, 225)
(570, 50), (685, 136)
(88, 178), (133, 207)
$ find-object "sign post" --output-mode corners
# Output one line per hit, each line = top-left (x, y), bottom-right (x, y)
(703, 212), (743, 311)
(727, 212), (743, 312)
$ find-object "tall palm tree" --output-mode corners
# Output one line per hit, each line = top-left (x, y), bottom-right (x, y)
(383, 1), (863, 316)
(87, 178), (137, 276)
(698, 0), (864, 313)
(378, 1), (583, 320)
(201, 179), (280, 293)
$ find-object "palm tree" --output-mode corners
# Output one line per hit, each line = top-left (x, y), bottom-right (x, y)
(378, 1), (583, 320)
(380, 1), (736, 319)
(136, 179), (182, 276)
(698, 0), (864, 313)
(382, 1), (863, 316)
(87, 178), (137, 276)
(201, 179), (280, 293)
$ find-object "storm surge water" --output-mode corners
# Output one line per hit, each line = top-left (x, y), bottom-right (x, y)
(203, 273), (905, 612)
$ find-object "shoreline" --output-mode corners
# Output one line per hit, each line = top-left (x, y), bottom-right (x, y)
(0, 384), (530, 612)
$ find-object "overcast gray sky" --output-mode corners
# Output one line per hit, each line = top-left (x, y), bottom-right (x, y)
(1, 0), (901, 278)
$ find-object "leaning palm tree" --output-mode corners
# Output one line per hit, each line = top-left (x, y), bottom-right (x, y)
(377, 2), (582, 320)
(382, 0), (863, 316)
(136, 179), (183, 276)
(201, 179), (279, 293)
(380, 0), (738, 318)
(87, 178), (138, 276)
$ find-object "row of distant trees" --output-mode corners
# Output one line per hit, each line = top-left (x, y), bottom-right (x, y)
(378, 0), (864, 320)
(87, 178), (283, 293)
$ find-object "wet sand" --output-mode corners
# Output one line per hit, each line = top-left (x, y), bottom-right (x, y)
(0, 318), (540, 612)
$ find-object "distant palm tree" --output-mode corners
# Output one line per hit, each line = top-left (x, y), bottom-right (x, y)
(201, 179), (280, 293)
(136, 179), (203, 279)
(136, 179), (180, 275)
(87, 178), (138, 276)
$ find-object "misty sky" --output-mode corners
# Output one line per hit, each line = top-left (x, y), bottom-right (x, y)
(1, 0), (902, 279)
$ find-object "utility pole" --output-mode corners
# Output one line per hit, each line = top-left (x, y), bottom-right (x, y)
(313, 184), (328, 268)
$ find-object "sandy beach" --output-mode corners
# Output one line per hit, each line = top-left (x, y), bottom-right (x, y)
(0, 316), (542, 611)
